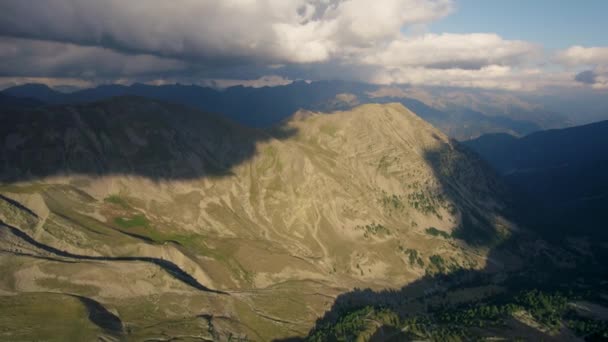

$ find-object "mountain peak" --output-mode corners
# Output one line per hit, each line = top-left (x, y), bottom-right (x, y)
(5, 83), (53, 91)
(1, 98), (516, 340)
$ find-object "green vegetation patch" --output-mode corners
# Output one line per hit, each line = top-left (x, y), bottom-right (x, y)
(0, 293), (103, 341)
(451, 211), (507, 246)
(114, 214), (150, 229)
(425, 227), (451, 239)
(104, 194), (130, 209)
(355, 223), (390, 238)
(566, 315), (608, 340)
(304, 288), (608, 341)
(428, 254), (447, 273)
(379, 192), (405, 212)
(308, 306), (399, 342)
(426, 254), (463, 275)
(407, 188), (444, 218)
(377, 155), (399, 174)
(398, 246), (424, 267)
(514, 289), (568, 329)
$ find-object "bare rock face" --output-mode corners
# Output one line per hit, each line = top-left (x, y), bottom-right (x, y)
(0, 98), (517, 340)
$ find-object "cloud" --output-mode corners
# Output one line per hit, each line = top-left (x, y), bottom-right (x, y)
(578, 66), (608, 89)
(369, 65), (573, 91)
(0, 0), (453, 65)
(199, 75), (293, 89)
(557, 46), (608, 89)
(0, 0), (599, 92)
(574, 70), (597, 84)
(557, 46), (608, 66)
(0, 76), (94, 90)
(0, 37), (188, 79)
(363, 33), (539, 70)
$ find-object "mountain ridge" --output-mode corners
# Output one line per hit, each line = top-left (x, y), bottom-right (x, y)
(464, 120), (608, 239)
(1, 97), (520, 340)
(2, 82), (564, 140)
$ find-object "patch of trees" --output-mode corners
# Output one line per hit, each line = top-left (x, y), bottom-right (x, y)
(408, 191), (440, 216)
(356, 223), (390, 238)
(305, 287), (608, 341)
(307, 307), (399, 342)
(514, 289), (568, 328)
(425, 227), (451, 239)
(566, 314), (608, 340)
(427, 254), (462, 275)
(379, 192), (405, 212)
(398, 246), (425, 267)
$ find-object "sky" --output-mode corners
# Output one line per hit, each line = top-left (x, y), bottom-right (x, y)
(430, 0), (608, 49)
(0, 0), (607, 91)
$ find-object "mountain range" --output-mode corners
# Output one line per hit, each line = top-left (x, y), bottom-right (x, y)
(0, 96), (527, 340)
(1, 93), (606, 340)
(1, 82), (572, 140)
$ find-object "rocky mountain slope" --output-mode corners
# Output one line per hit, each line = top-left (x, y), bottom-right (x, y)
(0, 97), (520, 340)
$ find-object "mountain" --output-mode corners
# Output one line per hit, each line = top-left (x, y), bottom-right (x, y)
(529, 88), (608, 126)
(464, 120), (608, 239)
(1, 81), (376, 127)
(372, 96), (542, 140)
(2, 83), (64, 103)
(0, 97), (521, 340)
(372, 86), (572, 129)
(0, 93), (43, 109)
(2, 82), (557, 140)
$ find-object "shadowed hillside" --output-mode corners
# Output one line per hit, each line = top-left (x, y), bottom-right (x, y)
(464, 121), (608, 239)
(0, 93), (43, 109)
(276, 235), (608, 341)
(274, 140), (608, 341)
(1, 96), (295, 182)
(2, 81), (376, 127)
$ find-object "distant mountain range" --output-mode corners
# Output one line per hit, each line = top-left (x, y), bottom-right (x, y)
(464, 120), (608, 238)
(1, 82), (571, 140)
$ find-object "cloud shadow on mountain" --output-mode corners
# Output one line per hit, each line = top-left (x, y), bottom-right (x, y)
(0, 96), (298, 183)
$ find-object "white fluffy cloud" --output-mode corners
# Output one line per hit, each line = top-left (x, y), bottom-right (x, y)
(369, 65), (573, 91)
(0, 0), (600, 91)
(556, 46), (608, 89)
(364, 33), (539, 69)
(0, 0), (453, 64)
(556, 46), (608, 66)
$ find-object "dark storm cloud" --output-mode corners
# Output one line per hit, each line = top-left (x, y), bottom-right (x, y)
(0, 0), (454, 64)
(575, 70), (598, 85)
(0, 37), (188, 79)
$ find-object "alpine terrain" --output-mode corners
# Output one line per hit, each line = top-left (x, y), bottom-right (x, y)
(0, 97), (522, 340)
